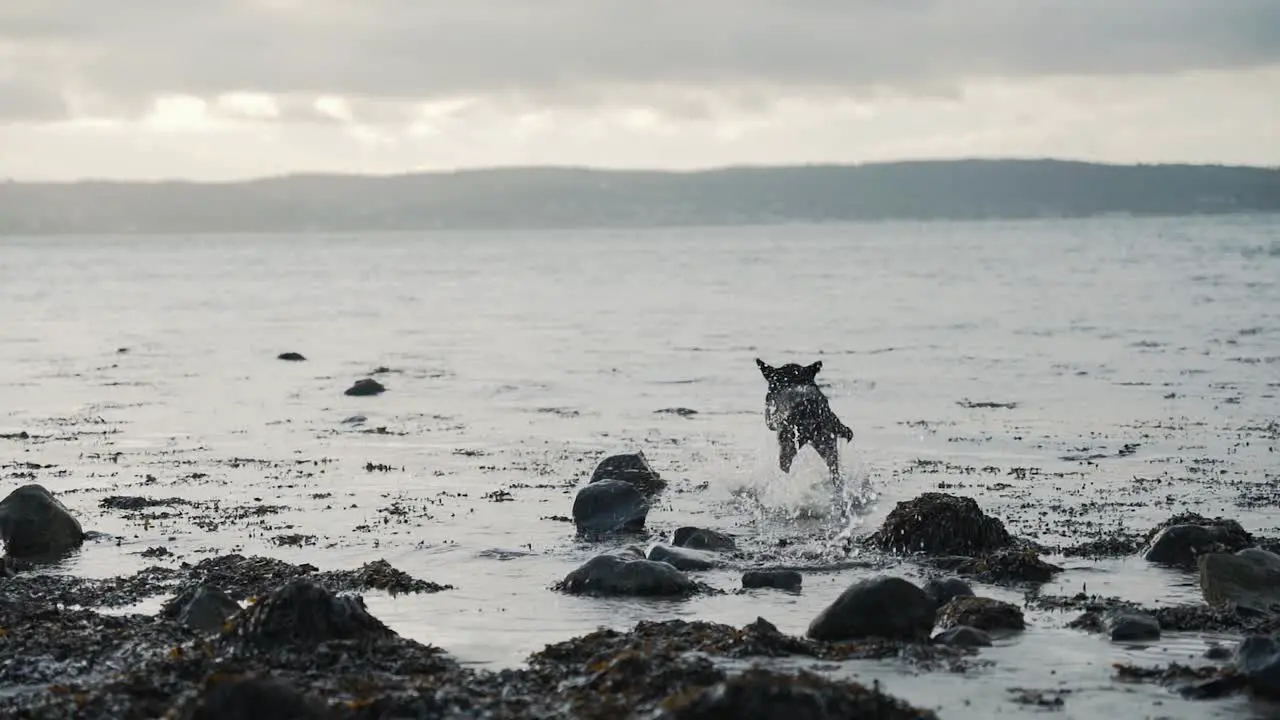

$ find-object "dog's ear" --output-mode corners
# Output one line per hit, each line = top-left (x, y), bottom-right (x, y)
(803, 361), (823, 380)
(755, 358), (773, 378)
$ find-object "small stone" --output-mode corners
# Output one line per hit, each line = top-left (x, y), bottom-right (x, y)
(672, 526), (737, 552)
(572, 479), (649, 534)
(277, 352), (307, 362)
(588, 451), (666, 497)
(742, 569), (803, 592)
(178, 585), (242, 634)
(344, 378), (386, 397)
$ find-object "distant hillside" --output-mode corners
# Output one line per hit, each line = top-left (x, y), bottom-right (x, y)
(1, 159), (1277, 235)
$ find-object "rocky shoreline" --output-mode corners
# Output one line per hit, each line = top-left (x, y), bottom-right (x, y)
(5, 448), (1280, 718)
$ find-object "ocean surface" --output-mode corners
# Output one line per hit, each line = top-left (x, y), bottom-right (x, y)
(2, 215), (1279, 718)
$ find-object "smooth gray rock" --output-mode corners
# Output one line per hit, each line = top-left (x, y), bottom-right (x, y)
(923, 576), (974, 608)
(1105, 610), (1161, 642)
(932, 626), (992, 647)
(1143, 522), (1250, 567)
(807, 576), (936, 642)
(179, 585), (242, 634)
(1199, 547), (1280, 614)
(1236, 635), (1280, 698)
(572, 479), (648, 534)
(558, 554), (695, 597)
(0, 484), (84, 558)
(647, 544), (720, 571)
(672, 526), (737, 552)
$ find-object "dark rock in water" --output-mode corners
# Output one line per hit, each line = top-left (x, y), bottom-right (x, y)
(1106, 610), (1161, 641)
(572, 479), (649, 534)
(947, 548), (1064, 584)
(672, 526), (737, 552)
(743, 569), (803, 592)
(648, 544), (721, 571)
(807, 576), (936, 642)
(341, 414), (367, 425)
(868, 492), (1013, 556)
(176, 584), (241, 634)
(655, 667), (939, 720)
(169, 674), (331, 720)
(1235, 635), (1280, 699)
(0, 483), (84, 558)
(924, 576), (974, 607)
(1142, 514), (1252, 568)
(1199, 547), (1280, 614)
(932, 625), (993, 647)
(556, 553), (696, 597)
(588, 451), (667, 497)
(223, 578), (397, 647)
(277, 352), (307, 362)
(343, 378), (386, 397)
(937, 596), (1025, 632)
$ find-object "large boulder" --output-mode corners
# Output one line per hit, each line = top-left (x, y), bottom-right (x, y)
(655, 667), (939, 720)
(1199, 547), (1280, 614)
(0, 484), (85, 558)
(556, 553), (696, 597)
(806, 576), (936, 642)
(1143, 515), (1253, 568)
(572, 479), (648, 534)
(868, 492), (1013, 556)
(1234, 635), (1280, 699)
(589, 451), (666, 497)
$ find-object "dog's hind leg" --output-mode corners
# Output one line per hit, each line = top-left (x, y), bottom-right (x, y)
(814, 433), (841, 484)
(777, 428), (798, 473)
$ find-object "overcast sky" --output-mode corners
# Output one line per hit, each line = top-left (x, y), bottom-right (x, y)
(2, 1), (1278, 180)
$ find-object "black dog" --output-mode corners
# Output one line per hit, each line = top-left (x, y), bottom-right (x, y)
(755, 358), (854, 482)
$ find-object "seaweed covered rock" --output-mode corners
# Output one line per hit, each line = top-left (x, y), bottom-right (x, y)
(936, 596), (1025, 632)
(171, 584), (241, 634)
(655, 667), (939, 720)
(588, 451), (667, 497)
(947, 548), (1064, 584)
(868, 492), (1013, 556)
(1142, 513), (1252, 568)
(0, 483), (85, 558)
(556, 553), (696, 597)
(222, 578), (397, 647)
(168, 674), (332, 720)
(807, 576), (936, 642)
(923, 576), (974, 607)
(572, 480), (649, 534)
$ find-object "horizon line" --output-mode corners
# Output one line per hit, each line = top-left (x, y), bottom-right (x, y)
(6, 155), (1278, 187)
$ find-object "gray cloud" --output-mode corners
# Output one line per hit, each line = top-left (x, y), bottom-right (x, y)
(2, 0), (1279, 118)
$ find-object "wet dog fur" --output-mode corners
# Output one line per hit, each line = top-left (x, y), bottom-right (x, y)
(755, 358), (854, 483)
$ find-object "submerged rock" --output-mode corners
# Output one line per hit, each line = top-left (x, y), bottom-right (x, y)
(868, 492), (1013, 556)
(556, 553), (696, 597)
(655, 667), (939, 720)
(572, 479), (649, 534)
(277, 352), (307, 362)
(0, 483), (85, 558)
(648, 544), (721, 571)
(807, 576), (936, 642)
(343, 378), (386, 397)
(672, 526), (737, 552)
(1199, 547), (1280, 614)
(936, 596), (1025, 633)
(742, 569), (803, 592)
(1142, 514), (1252, 568)
(932, 625), (993, 647)
(588, 451), (666, 497)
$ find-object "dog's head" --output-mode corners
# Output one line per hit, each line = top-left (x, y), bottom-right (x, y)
(756, 358), (822, 391)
